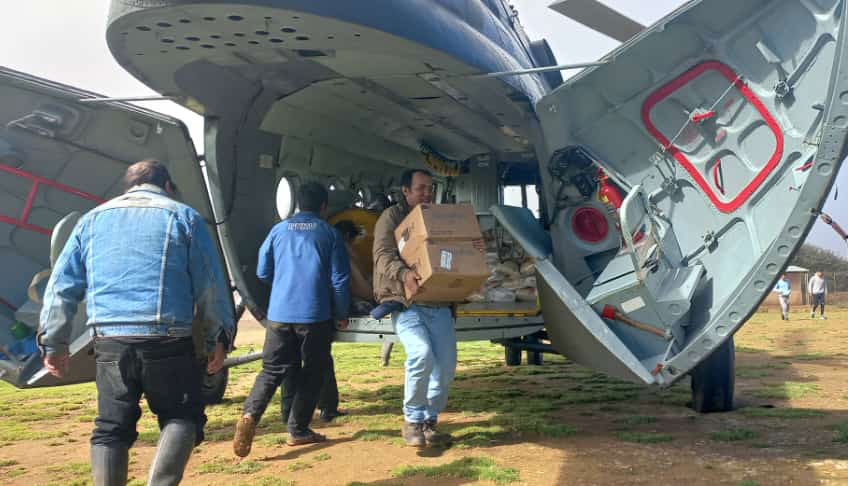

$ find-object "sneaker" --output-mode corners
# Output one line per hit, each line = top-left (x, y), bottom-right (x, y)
(821, 316), (827, 320)
(233, 415), (257, 457)
(402, 421), (425, 447)
(811, 312), (816, 319)
(319, 409), (347, 422)
(286, 429), (327, 446)
(422, 420), (452, 447)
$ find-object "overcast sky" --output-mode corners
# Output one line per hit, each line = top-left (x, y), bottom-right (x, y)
(1, 0), (846, 255)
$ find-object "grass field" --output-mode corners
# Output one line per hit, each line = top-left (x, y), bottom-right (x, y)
(2, 308), (848, 485)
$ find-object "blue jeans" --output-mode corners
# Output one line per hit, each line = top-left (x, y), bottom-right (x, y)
(393, 305), (456, 423)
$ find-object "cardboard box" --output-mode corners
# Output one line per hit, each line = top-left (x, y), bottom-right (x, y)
(394, 203), (481, 254)
(402, 239), (489, 302)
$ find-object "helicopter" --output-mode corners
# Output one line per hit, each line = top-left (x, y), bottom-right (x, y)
(0, 0), (845, 413)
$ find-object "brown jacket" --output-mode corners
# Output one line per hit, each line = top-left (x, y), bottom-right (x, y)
(372, 199), (412, 305)
(346, 242), (373, 301)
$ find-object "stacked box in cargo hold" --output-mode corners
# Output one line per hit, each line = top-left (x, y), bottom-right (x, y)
(394, 204), (489, 302)
(466, 227), (539, 307)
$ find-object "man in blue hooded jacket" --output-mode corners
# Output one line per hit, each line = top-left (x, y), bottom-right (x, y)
(233, 181), (350, 457)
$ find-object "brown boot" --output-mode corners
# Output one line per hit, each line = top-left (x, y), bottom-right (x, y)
(286, 429), (327, 446)
(422, 420), (452, 447)
(402, 421), (425, 447)
(233, 414), (257, 457)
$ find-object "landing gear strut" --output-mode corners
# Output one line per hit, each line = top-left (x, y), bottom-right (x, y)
(500, 332), (552, 366)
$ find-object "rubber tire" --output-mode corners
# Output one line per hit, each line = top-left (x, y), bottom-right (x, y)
(504, 345), (522, 366)
(202, 368), (229, 405)
(690, 336), (735, 413)
(527, 350), (544, 366)
(524, 335), (544, 366)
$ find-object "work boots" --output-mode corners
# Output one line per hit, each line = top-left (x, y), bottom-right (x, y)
(402, 421), (425, 447)
(91, 444), (129, 486)
(233, 414), (257, 457)
(147, 419), (197, 486)
(422, 420), (452, 447)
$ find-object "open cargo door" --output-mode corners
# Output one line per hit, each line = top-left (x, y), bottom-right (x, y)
(0, 67), (220, 388)
(518, 0), (848, 385)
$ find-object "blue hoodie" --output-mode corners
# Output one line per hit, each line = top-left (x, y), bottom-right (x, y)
(257, 211), (350, 323)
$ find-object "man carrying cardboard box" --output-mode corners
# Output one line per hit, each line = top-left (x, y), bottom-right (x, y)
(372, 169), (485, 448)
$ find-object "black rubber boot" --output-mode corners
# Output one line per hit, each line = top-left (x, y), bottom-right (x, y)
(147, 419), (197, 486)
(91, 444), (129, 486)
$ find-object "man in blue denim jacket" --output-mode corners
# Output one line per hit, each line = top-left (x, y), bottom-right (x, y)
(39, 160), (235, 486)
(233, 181), (350, 457)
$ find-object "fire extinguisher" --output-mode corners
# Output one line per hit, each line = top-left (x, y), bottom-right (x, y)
(597, 168), (623, 210)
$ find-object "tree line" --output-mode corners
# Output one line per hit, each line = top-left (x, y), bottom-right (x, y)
(791, 243), (848, 292)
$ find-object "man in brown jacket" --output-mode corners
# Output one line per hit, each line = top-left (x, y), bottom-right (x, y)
(372, 169), (456, 447)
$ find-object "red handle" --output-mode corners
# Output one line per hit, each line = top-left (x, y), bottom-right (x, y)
(712, 160), (724, 195)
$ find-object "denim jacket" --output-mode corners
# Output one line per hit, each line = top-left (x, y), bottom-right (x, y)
(39, 184), (235, 355)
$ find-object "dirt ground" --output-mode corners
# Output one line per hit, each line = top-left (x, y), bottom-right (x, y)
(3, 307), (848, 486)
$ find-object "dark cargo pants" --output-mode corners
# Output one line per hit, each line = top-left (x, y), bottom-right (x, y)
(91, 337), (206, 447)
(242, 320), (333, 436)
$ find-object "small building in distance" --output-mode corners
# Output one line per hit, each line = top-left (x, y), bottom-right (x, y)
(762, 265), (810, 306)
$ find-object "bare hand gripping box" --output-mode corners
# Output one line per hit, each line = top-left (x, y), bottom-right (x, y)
(394, 204), (488, 302)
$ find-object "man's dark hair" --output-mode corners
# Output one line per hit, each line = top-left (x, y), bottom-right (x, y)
(400, 169), (433, 189)
(334, 220), (359, 242)
(123, 159), (174, 192)
(298, 181), (329, 213)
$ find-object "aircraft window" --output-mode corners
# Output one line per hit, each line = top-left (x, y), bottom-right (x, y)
(503, 185), (521, 205)
(503, 184), (540, 218)
(276, 177), (295, 220)
(526, 185), (540, 218)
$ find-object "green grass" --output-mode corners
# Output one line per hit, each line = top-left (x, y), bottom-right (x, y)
(490, 415), (576, 438)
(393, 457), (519, 485)
(353, 429), (399, 442)
(739, 480), (761, 486)
(450, 423), (509, 446)
(287, 461), (312, 472)
(616, 432), (673, 443)
(752, 382), (821, 400)
(0, 459), (19, 467)
(4, 467), (27, 478)
(833, 421), (848, 443)
(710, 428), (757, 442)
(47, 461), (90, 475)
(613, 415), (657, 428)
(197, 458), (265, 475)
(738, 407), (827, 419)
(735, 346), (768, 354)
(248, 478), (295, 486)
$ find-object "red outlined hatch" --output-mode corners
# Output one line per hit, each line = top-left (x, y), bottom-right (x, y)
(0, 162), (105, 235)
(641, 61), (784, 213)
